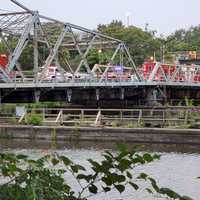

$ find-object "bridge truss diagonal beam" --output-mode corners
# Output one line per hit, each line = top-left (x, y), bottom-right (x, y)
(0, 0), (142, 87)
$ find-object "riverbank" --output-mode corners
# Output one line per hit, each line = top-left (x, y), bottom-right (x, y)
(0, 125), (200, 145)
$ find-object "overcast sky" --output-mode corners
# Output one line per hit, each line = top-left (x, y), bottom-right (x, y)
(1, 0), (200, 36)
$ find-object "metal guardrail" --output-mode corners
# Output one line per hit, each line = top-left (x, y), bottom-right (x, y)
(1, 107), (200, 127)
(16, 107), (200, 127)
(2, 78), (200, 89)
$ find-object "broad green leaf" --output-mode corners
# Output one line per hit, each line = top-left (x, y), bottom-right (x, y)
(137, 173), (148, 180)
(115, 184), (125, 193)
(126, 171), (132, 179)
(102, 177), (112, 186)
(148, 177), (160, 192)
(60, 156), (71, 166)
(180, 196), (194, 200)
(88, 184), (98, 194)
(159, 187), (180, 199)
(129, 182), (139, 190)
(143, 153), (153, 162)
(88, 159), (102, 172)
(16, 154), (28, 160)
(116, 143), (127, 153)
(77, 174), (87, 180)
(103, 187), (111, 192)
(146, 188), (153, 194)
(51, 158), (59, 166)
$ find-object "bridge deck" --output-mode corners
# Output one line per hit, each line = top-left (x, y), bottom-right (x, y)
(1, 80), (200, 89)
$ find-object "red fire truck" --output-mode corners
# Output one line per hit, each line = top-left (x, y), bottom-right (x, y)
(143, 61), (200, 83)
(0, 54), (8, 69)
(143, 62), (175, 81)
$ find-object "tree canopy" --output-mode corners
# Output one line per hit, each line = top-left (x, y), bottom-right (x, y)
(1, 20), (200, 70)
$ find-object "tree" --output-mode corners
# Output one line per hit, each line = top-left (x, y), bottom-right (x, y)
(0, 145), (192, 200)
(98, 20), (162, 65)
(166, 25), (200, 52)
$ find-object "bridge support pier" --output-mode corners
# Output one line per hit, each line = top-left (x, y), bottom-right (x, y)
(146, 88), (158, 106)
(96, 89), (100, 101)
(34, 90), (41, 103)
(120, 88), (125, 100)
(66, 89), (72, 102)
(0, 90), (2, 105)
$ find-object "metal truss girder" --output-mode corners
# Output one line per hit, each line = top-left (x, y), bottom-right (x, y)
(61, 40), (117, 49)
(75, 35), (97, 74)
(148, 62), (168, 82)
(6, 12), (39, 81)
(2, 0), (142, 85)
(0, 64), (12, 82)
(0, 13), (31, 36)
(1, 14), (28, 30)
(67, 26), (92, 75)
(122, 44), (142, 81)
(38, 25), (69, 82)
(148, 62), (161, 82)
(39, 14), (122, 43)
(0, 12), (29, 17)
(10, 0), (33, 13)
(37, 20), (51, 49)
(170, 65), (181, 82)
(99, 44), (121, 83)
(159, 65), (168, 81)
(0, 31), (24, 80)
(59, 52), (74, 73)
(33, 20), (39, 82)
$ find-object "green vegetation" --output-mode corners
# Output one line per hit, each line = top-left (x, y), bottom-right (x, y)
(7, 117), (17, 125)
(166, 26), (200, 52)
(111, 120), (119, 127)
(25, 114), (43, 126)
(3, 20), (200, 70)
(0, 145), (192, 200)
(0, 104), (16, 114)
(98, 20), (162, 65)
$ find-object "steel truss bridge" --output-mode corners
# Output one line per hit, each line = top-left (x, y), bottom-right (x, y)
(1, 0), (200, 105)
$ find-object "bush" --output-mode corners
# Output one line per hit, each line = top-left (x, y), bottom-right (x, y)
(26, 114), (42, 125)
(126, 122), (136, 128)
(1, 104), (16, 114)
(8, 117), (17, 125)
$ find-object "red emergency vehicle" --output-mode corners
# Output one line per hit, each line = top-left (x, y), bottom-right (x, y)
(142, 62), (190, 82)
(0, 54), (8, 68)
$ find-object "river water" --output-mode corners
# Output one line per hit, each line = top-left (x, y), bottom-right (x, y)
(0, 139), (200, 200)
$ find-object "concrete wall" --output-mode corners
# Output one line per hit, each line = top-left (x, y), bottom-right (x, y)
(0, 125), (200, 145)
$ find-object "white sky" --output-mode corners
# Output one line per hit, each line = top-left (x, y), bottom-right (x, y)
(1, 0), (200, 36)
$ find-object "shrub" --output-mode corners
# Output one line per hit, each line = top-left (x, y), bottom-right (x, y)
(111, 120), (119, 127)
(1, 104), (16, 114)
(26, 114), (42, 125)
(126, 122), (135, 128)
(8, 117), (17, 125)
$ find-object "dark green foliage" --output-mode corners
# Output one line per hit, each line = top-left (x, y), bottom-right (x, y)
(167, 25), (200, 51)
(26, 114), (43, 126)
(1, 20), (200, 72)
(0, 146), (193, 200)
(98, 20), (162, 65)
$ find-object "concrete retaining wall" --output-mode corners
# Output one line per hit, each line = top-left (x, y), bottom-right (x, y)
(0, 125), (200, 145)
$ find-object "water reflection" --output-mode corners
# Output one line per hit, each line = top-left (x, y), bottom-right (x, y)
(0, 138), (200, 154)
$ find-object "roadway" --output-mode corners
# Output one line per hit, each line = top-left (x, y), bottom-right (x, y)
(1, 79), (200, 89)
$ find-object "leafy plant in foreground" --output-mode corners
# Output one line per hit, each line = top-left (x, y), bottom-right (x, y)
(0, 145), (192, 200)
